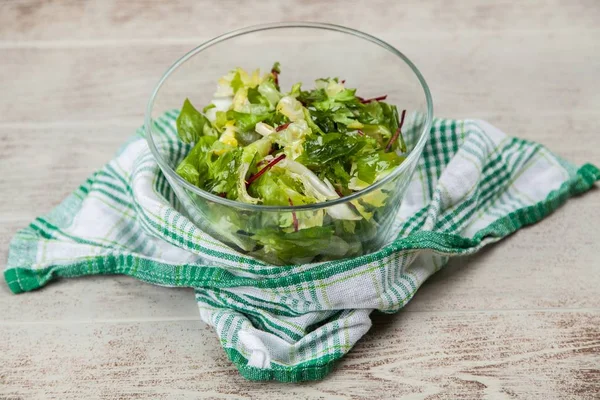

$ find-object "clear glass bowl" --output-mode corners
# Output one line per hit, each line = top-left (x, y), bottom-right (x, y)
(145, 22), (433, 265)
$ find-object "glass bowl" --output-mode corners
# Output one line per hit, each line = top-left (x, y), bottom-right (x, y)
(145, 22), (433, 265)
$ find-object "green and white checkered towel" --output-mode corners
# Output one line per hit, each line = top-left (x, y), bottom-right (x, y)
(5, 113), (599, 382)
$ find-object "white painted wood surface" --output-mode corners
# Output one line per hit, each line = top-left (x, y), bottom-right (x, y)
(1, 1), (599, 398)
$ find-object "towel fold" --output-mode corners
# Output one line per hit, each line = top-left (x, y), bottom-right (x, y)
(6, 114), (598, 382)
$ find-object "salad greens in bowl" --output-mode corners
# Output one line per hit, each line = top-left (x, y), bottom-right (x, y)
(145, 22), (433, 265)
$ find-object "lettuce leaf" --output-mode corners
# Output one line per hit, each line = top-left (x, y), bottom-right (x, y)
(276, 96), (305, 122)
(289, 82), (302, 98)
(361, 124), (393, 146)
(230, 71), (244, 93)
(202, 103), (216, 113)
(353, 150), (406, 186)
(298, 88), (328, 104)
(273, 119), (310, 160)
(175, 136), (217, 186)
(318, 161), (352, 194)
(226, 110), (273, 133)
(298, 132), (365, 168)
(257, 81), (281, 107)
(252, 226), (336, 263)
(248, 167), (315, 207)
(331, 88), (357, 102)
(175, 157), (200, 186)
(176, 99), (217, 143)
(204, 144), (243, 197)
(247, 87), (271, 108)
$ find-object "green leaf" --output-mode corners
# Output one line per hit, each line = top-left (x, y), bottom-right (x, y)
(245, 137), (272, 161)
(248, 168), (316, 207)
(361, 124), (393, 145)
(289, 82), (302, 98)
(319, 161), (352, 192)
(226, 110), (273, 133)
(175, 162), (200, 186)
(205, 145), (243, 197)
(398, 131), (407, 153)
(358, 101), (385, 125)
(298, 132), (365, 168)
(356, 154), (378, 184)
(248, 172), (288, 206)
(332, 108), (356, 126)
(307, 108), (336, 133)
(355, 150), (405, 184)
(175, 136), (217, 186)
(176, 98), (216, 143)
(214, 111), (228, 130)
(231, 71), (243, 93)
(235, 130), (263, 146)
(383, 103), (400, 132)
(257, 81), (281, 107)
(202, 103), (216, 113)
(247, 87), (270, 107)
(297, 89), (328, 105)
(303, 108), (324, 135)
(383, 105), (407, 152)
(252, 226), (336, 263)
(332, 162), (351, 186)
(331, 88), (357, 102)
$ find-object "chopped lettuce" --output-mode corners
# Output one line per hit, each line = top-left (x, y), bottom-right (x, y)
(276, 96), (304, 122)
(173, 65), (408, 264)
(257, 81), (281, 107)
(176, 99), (217, 143)
(251, 226), (338, 264)
(226, 110), (273, 134)
(273, 120), (310, 160)
(175, 136), (217, 186)
(298, 132), (365, 168)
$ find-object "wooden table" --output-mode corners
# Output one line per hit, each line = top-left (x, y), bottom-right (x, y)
(1, 1), (599, 398)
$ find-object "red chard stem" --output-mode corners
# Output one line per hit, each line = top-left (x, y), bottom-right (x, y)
(360, 95), (387, 104)
(246, 154), (286, 187)
(288, 198), (299, 232)
(385, 109), (407, 152)
(275, 122), (291, 132)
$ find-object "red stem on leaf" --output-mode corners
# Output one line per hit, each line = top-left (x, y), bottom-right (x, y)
(218, 193), (226, 198)
(246, 154), (287, 187)
(335, 188), (344, 197)
(288, 198), (299, 232)
(271, 70), (279, 86)
(385, 109), (407, 152)
(357, 129), (365, 136)
(341, 80), (346, 84)
(360, 95), (387, 104)
(275, 122), (291, 132)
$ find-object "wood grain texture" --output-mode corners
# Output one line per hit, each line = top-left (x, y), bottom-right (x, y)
(1, 0), (599, 42)
(0, 311), (598, 399)
(1, 0), (599, 398)
(0, 32), (599, 125)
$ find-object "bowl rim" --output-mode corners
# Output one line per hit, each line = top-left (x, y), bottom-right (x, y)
(145, 21), (433, 212)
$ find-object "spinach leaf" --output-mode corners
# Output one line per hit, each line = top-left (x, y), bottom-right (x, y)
(176, 98), (216, 143)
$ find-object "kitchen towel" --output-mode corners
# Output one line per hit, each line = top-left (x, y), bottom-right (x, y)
(5, 112), (599, 382)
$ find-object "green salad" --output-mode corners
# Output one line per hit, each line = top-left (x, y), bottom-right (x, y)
(174, 63), (408, 264)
